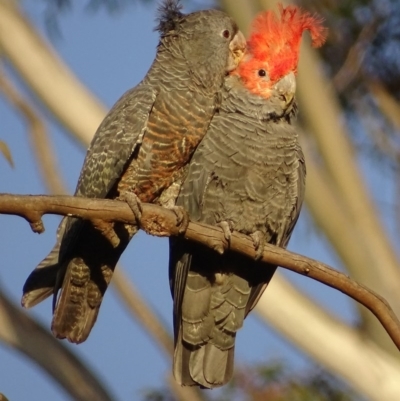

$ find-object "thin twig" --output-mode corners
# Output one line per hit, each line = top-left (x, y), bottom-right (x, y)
(1, 193), (400, 352)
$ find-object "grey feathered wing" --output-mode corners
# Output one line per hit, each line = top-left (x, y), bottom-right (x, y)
(22, 84), (158, 343)
(169, 80), (305, 387)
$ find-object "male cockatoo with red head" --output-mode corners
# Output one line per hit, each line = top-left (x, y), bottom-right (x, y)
(169, 4), (327, 388)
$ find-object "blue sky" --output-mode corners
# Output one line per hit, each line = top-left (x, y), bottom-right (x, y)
(0, 1), (396, 400)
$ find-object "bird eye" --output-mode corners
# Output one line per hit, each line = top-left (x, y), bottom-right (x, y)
(222, 29), (230, 39)
(258, 69), (266, 77)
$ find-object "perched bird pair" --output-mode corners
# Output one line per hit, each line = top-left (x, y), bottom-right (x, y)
(21, 0), (326, 389)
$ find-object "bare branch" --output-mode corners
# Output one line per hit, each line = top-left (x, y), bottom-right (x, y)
(255, 0), (400, 354)
(1, 193), (400, 352)
(297, 20), (400, 312)
(300, 137), (399, 352)
(2, 0), (399, 397)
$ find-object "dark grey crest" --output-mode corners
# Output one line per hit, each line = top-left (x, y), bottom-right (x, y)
(155, 0), (183, 35)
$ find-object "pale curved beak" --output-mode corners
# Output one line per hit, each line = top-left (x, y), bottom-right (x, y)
(273, 72), (296, 106)
(226, 30), (246, 72)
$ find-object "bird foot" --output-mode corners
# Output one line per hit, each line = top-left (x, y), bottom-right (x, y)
(250, 230), (266, 260)
(213, 220), (233, 254)
(219, 221), (233, 242)
(166, 205), (189, 234)
(121, 192), (142, 226)
(92, 219), (121, 248)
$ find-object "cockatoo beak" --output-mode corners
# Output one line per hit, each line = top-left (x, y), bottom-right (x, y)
(274, 72), (296, 106)
(226, 30), (246, 72)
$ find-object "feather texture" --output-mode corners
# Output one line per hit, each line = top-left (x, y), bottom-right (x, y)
(22, 3), (245, 344)
(170, 75), (304, 387)
(169, 4), (326, 388)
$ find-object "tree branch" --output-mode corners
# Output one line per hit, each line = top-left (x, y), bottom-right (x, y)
(1, 193), (400, 352)
(257, 0), (400, 354)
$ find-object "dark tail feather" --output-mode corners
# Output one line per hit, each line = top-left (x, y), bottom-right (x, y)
(51, 258), (101, 344)
(22, 217), (68, 308)
(51, 221), (137, 343)
(173, 330), (235, 388)
(171, 242), (251, 388)
(22, 240), (63, 308)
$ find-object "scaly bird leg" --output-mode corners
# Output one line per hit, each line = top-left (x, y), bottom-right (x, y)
(167, 205), (189, 234)
(250, 230), (266, 260)
(90, 192), (142, 247)
(91, 219), (121, 248)
(219, 220), (233, 243)
(159, 179), (189, 234)
(121, 192), (143, 225)
(209, 220), (233, 254)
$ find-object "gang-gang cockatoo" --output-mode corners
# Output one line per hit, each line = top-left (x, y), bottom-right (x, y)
(22, 0), (246, 344)
(169, 4), (327, 388)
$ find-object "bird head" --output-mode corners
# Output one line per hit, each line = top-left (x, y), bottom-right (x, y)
(156, 0), (246, 83)
(236, 4), (327, 102)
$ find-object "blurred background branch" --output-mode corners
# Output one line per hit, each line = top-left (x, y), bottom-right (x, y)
(0, 0), (105, 146)
(0, 287), (115, 401)
(0, 67), (67, 194)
